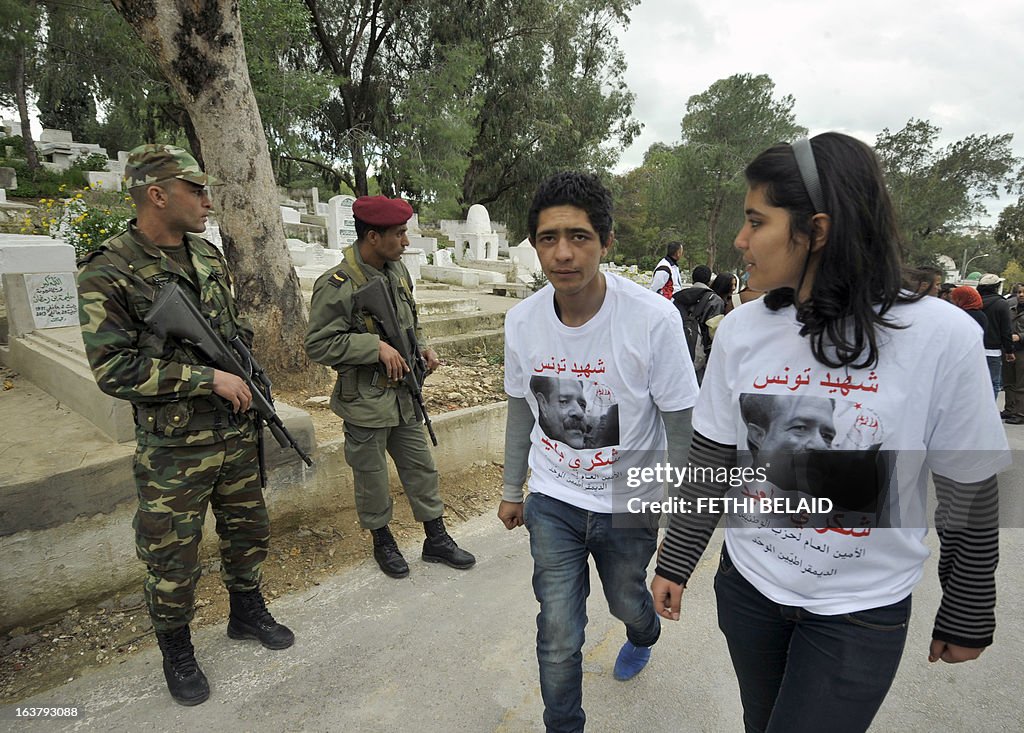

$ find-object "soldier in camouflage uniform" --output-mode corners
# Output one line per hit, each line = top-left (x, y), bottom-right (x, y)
(76, 144), (293, 706)
(304, 196), (474, 578)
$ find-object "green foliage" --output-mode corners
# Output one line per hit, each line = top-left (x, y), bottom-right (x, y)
(625, 74), (804, 270)
(530, 270), (549, 292)
(71, 153), (111, 173)
(876, 119), (1020, 261)
(1000, 261), (1024, 287)
(2, 158), (65, 198)
(995, 195), (1024, 265)
(0, 136), (25, 156)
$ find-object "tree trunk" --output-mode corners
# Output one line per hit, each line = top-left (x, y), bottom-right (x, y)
(13, 45), (39, 170)
(110, 0), (313, 390)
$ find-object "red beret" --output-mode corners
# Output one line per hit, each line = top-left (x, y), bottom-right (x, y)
(352, 195), (413, 227)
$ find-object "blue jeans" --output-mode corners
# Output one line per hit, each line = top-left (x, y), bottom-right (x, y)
(987, 355), (1003, 399)
(715, 545), (911, 733)
(523, 492), (660, 733)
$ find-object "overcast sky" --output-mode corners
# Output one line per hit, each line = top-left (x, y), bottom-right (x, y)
(615, 0), (1024, 221)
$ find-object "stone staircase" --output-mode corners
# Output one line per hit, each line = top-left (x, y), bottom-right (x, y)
(300, 280), (515, 360)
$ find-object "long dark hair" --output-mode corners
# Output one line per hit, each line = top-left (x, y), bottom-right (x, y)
(745, 132), (916, 369)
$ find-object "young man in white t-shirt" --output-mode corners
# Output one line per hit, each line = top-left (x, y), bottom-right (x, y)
(498, 172), (699, 732)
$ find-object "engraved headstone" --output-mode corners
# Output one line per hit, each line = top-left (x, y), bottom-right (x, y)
(25, 273), (79, 329)
(327, 195), (357, 250)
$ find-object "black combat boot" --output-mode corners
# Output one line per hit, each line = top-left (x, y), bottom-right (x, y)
(227, 588), (295, 650)
(371, 525), (410, 578)
(422, 516), (476, 569)
(155, 625), (210, 706)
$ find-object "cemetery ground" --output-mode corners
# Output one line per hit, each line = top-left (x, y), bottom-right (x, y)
(0, 357), (509, 705)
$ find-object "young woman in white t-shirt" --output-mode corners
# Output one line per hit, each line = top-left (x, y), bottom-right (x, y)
(650, 133), (1009, 733)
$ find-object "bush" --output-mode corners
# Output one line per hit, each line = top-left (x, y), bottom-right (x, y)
(0, 136), (26, 158)
(21, 187), (135, 258)
(71, 153), (111, 173)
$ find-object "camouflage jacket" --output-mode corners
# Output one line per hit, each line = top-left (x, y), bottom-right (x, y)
(304, 244), (424, 427)
(77, 221), (255, 446)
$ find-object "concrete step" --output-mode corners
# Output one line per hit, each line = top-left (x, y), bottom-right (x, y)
(417, 297), (480, 317)
(461, 258), (516, 277)
(429, 328), (505, 358)
(7, 326), (136, 442)
(420, 311), (506, 339)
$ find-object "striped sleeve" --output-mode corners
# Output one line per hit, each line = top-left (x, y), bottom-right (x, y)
(655, 431), (736, 586)
(931, 473), (999, 648)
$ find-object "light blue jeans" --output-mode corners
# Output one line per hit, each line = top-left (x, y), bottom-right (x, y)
(987, 355), (1003, 399)
(523, 492), (660, 733)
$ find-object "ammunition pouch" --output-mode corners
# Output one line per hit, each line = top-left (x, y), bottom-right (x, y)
(134, 396), (243, 436)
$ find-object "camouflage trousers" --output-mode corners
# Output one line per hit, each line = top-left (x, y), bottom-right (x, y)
(133, 427), (268, 633)
(342, 419), (443, 529)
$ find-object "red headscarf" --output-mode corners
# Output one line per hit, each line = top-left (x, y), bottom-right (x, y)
(950, 286), (983, 311)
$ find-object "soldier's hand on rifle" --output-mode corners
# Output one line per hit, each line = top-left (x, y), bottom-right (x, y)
(379, 341), (410, 380)
(422, 348), (441, 374)
(212, 369), (253, 413)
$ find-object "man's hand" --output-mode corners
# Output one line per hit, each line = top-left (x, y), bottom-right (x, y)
(928, 639), (986, 664)
(422, 348), (441, 374)
(212, 369), (252, 413)
(651, 574), (683, 622)
(498, 500), (524, 530)
(1006, 352), (1017, 364)
(379, 341), (410, 380)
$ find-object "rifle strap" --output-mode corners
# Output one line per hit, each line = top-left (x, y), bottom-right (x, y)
(338, 245), (415, 338)
(98, 244), (161, 302)
(339, 246), (377, 335)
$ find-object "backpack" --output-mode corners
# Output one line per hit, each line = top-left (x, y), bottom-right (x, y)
(674, 289), (715, 365)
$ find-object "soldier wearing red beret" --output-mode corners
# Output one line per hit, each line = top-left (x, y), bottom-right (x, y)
(304, 196), (475, 578)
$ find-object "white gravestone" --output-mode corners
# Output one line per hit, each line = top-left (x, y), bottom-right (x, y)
(434, 248), (453, 268)
(443, 204), (500, 262)
(509, 239), (541, 280)
(86, 171), (122, 192)
(25, 273), (79, 328)
(327, 195), (357, 250)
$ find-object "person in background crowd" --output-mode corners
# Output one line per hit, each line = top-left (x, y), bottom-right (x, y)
(649, 241), (683, 299)
(1002, 283), (1024, 424)
(711, 272), (739, 314)
(977, 273), (1015, 400)
(950, 285), (988, 332)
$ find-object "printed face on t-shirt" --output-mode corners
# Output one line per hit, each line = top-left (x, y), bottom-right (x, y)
(535, 377), (589, 449)
(744, 394), (837, 455)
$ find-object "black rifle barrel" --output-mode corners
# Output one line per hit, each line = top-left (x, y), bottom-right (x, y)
(144, 282), (313, 466)
(352, 277), (438, 446)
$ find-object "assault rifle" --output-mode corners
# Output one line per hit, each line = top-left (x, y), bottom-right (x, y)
(352, 276), (438, 446)
(144, 282), (314, 473)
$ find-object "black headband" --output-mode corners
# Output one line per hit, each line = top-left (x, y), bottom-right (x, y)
(791, 138), (825, 213)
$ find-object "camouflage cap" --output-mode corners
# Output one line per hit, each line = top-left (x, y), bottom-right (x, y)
(124, 144), (221, 189)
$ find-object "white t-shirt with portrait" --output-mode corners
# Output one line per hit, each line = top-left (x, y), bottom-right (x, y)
(695, 295), (1011, 614)
(505, 273), (699, 513)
